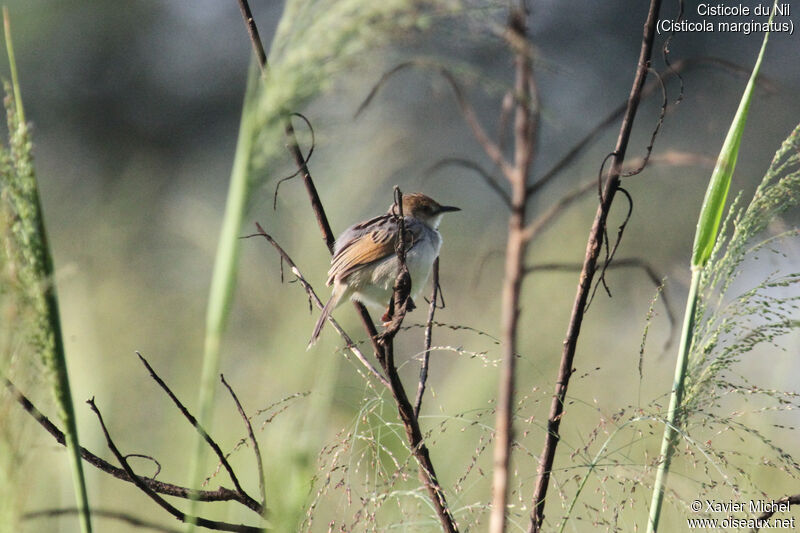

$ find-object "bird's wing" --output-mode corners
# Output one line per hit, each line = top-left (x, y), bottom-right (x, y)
(327, 216), (422, 285)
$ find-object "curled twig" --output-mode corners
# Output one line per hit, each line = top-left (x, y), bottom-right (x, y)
(273, 113), (316, 209)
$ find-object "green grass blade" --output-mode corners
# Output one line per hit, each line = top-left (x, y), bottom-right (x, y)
(647, 5), (776, 530)
(2, 8), (92, 532)
(691, 2), (775, 268)
(185, 59), (260, 527)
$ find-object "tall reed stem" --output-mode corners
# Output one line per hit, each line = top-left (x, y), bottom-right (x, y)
(646, 269), (700, 531)
(645, 4), (775, 529)
(186, 61), (260, 527)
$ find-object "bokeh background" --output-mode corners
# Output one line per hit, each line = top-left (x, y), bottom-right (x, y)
(3, 1), (800, 531)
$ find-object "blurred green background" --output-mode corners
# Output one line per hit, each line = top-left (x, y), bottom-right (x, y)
(3, 1), (800, 531)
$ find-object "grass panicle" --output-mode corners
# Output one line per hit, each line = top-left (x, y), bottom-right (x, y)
(0, 10), (92, 532)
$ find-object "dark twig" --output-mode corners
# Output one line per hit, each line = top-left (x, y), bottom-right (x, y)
(244, 225), (389, 387)
(135, 352), (248, 500)
(87, 398), (264, 533)
(751, 494), (800, 532)
(236, 0), (266, 68)
(587, 186), (634, 307)
(3, 378), (261, 512)
(529, 2), (663, 531)
(123, 454), (162, 479)
(414, 257), (440, 417)
(426, 157), (511, 207)
(23, 508), (182, 533)
(221, 374), (266, 509)
(622, 69), (667, 178)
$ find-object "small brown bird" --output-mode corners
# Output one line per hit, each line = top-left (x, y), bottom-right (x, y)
(308, 193), (460, 347)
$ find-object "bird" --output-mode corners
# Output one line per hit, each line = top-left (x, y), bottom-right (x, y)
(308, 192), (460, 347)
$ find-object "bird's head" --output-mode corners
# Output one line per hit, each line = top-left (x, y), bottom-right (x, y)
(388, 192), (461, 229)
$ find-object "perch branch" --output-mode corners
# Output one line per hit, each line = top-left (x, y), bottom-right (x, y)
(373, 188), (459, 533)
(528, 1), (664, 531)
(236, 7), (457, 531)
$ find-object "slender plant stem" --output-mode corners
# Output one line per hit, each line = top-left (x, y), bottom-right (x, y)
(528, 1), (663, 531)
(646, 269), (700, 531)
(490, 4), (536, 532)
(188, 60), (260, 526)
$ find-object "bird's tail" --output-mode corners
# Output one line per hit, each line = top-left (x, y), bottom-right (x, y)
(308, 285), (345, 348)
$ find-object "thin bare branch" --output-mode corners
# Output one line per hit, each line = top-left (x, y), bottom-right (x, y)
(490, 4), (536, 531)
(524, 258), (676, 336)
(356, 59), (513, 179)
(588, 186), (634, 307)
(135, 352), (249, 501)
(414, 257), (440, 417)
(221, 374), (266, 509)
(87, 398), (265, 533)
(426, 157), (511, 207)
(236, 0), (266, 69)
(273, 113), (316, 209)
(621, 68), (667, 177)
(23, 508), (182, 533)
(529, 1), (664, 531)
(3, 378), (261, 512)
(244, 225), (389, 388)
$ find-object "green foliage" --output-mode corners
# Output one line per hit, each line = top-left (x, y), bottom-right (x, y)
(691, 1), (776, 267)
(686, 122), (800, 410)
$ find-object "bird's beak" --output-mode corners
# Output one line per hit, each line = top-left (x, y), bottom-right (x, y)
(438, 205), (461, 213)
